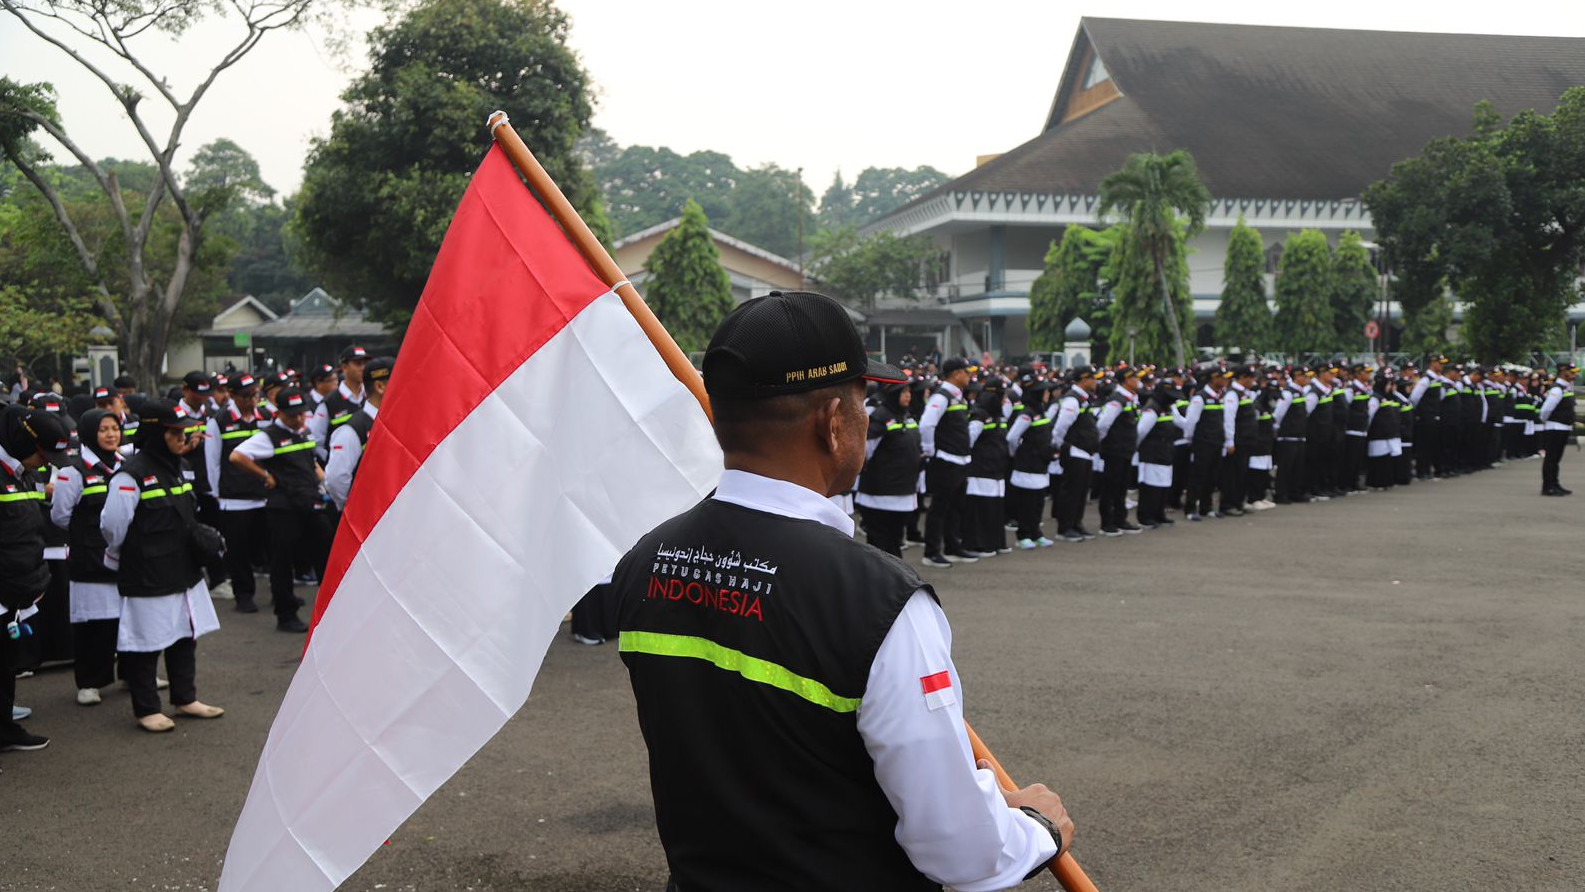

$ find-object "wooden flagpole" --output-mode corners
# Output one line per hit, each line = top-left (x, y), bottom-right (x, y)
(487, 112), (1099, 892)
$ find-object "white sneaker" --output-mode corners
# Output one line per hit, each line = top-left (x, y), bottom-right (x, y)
(1017, 538), (1038, 550)
(77, 687), (101, 706)
(210, 580), (233, 599)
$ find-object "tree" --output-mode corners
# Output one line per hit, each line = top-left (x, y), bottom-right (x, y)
(817, 171), (858, 230)
(1364, 89), (1585, 362)
(1272, 230), (1335, 355)
(1097, 150), (1212, 367)
(1214, 216), (1271, 356)
(806, 226), (935, 309)
(643, 200), (733, 355)
(0, 0), (317, 386)
(719, 164), (812, 260)
(1330, 230), (1377, 354)
(294, 0), (609, 329)
(848, 166), (950, 223)
(0, 284), (101, 372)
(1108, 219), (1192, 365)
(1028, 225), (1117, 353)
(592, 143), (740, 237)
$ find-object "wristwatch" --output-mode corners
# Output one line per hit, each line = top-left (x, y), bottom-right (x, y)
(1019, 805), (1065, 857)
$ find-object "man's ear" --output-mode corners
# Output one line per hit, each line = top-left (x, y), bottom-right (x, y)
(819, 396), (843, 455)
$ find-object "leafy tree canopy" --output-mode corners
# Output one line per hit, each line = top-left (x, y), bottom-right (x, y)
(806, 226), (936, 309)
(1028, 225), (1118, 354)
(1214, 216), (1271, 356)
(1330, 230), (1377, 353)
(643, 199), (733, 355)
(1272, 229), (1335, 355)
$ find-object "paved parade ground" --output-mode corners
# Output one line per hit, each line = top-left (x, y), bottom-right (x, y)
(3, 458), (1581, 892)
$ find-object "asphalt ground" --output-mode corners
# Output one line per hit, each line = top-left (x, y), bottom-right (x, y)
(3, 455), (1581, 892)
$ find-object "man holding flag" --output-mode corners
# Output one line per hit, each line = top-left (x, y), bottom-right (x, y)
(611, 290), (1072, 891)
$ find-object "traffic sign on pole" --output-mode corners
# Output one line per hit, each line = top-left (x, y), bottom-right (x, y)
(1364, 320), (1380, 340)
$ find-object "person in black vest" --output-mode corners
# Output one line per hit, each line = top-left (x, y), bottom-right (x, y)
(1006, 377), (1056, 548)
(1459, 367), (1487, 472)
(24, 393), (74, 668)
(99, 400), (224, 733)
(1395, 363), (1419, 486)
(1, 405), (71, 755)
(1217, 365), (1258, 516)
(1409, 355), (1443, 480)
(1165, 367), (1194, 511)
(1095, 365), (1143, 535)
(1339, 363), (1373, 493)
(1243, 368), (1280, 511)
(321, 345), (369, 438)
(1364, 372), (1397, 491)
(1184, 368), (1233, 520)
(49, 409), (125, 705)
(325, 356), (392, 512)
(961, 379), (1011, 557)
(1437, 363), (1465, 477)
(1051, 365), (1101, 541)
(305, 363), (340, 462)
(206, 373), (274, 614)
(1538, 361), (1577, 496)
(1135, 376), (1180, 529)
(228, 388), (328, 632)
(918, 357), (978, 568)
(1272, 366), (1310, 504)
(856, 380), (922, 558)
(613, 291), (1070, 891)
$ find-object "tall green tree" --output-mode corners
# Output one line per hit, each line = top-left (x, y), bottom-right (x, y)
(806, 226), (934, 309)
(720, 164), (812, 259)
(848, 166), (950, 223)
(1330, 230), (1377, 353)
(294, 0), (609, 329)
(1273, 230), (1335, 355)
(0, 0), (314, 387)
(1108, 219), (1192, 364)
(1027, 225), (1117, 353)
(592, 143), (740, 237)
(644, 200), (734, 354)
(1214, 216), (1271, 355)
(1097, 150), (1212, 367)
(817, 171), (858, 230)
(1364, 89), (1585, 362)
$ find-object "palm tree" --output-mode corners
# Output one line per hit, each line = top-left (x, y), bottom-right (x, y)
(1097, 150), (1212, 368)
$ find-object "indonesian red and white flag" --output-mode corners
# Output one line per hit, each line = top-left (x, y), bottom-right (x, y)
(218, 146), (722, 891)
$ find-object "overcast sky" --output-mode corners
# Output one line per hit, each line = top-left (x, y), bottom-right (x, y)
(4, 1), (1584, 202)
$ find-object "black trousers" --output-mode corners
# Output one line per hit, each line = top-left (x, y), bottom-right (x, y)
(34, 559), (73, 665)
(964, 495), (1006, 553)
(1056, 456), (1093, 533)
(1303, 434), (1333, 495)
(859, 506), (909, 558)
(923, 460), (968, 558)
(1098, 454), (1131, 529)
(1246, 462), (1271, 503)
(221, 508), (269, 598)
(1397, 445), (1415, 486)
(120, 637), (197, 718)
(1341, 435), (1367, 490)
(1049, 472), (1064, 520)
(1137, 485), (1168, 525)
(73, 617), (120, 689)
(268, 507), (331, 619)
(1541, 429), (1567, 490)
(0, 618), (25, 742)
(1169, 444), (1192, 508)
(1010, 485), (1046, 541)
(1274, 441), (1305, 502)
(1189, 442), (1222, 515)
(1415, 423), (1439, 477)
(195, 493), (227, 586)
(1366, 450), (1395, 489)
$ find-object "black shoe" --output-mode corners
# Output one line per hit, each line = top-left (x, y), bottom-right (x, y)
(1154, 517), (1175, 526)
(276, 617), (309, 633)
(1557, 486), (1574, 496)
(1100, 527), (1123, 537)
(1073, 527), (1098, 540)
(234, 597), (259, 614)
(920, 554), (953, 568)
(1118, 522), (1144, 534)
(1059, 530), (1086, 543)
(1222, 507), (1247, 517)
(945, 551), (980, 564)
(0, 731), (50, 752)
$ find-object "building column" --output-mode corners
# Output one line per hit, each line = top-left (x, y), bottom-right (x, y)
(988, 225), (1006, 292)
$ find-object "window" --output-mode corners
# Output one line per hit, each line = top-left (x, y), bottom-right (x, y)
(1083, 55), (1110, 90)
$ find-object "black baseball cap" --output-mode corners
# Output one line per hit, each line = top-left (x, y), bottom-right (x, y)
(92, 386), (114, 401)
(702, 291), (906, 399)
(275, 387), (310, 414)
(19, 409), (71, 467)
(364, 356), (394, 385)
(182, 371), (212, 393)
(137, 399), (191, 431)
(339, 345), (369, 364)
(941, 357), (977, 376)
(309, 363), (338, 383)
(230, 373), (259, 394)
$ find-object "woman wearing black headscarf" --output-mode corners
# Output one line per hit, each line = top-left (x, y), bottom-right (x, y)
(100, 400), (223, 732)
(49, 409), (125, 705)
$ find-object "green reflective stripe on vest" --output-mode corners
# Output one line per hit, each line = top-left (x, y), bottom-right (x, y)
(272, 440), (318, 456)
(1238, 398), (1253, 406)
(1203, 404), (1224, 411)
(1353, 394), (1372, 402)
(221, 429), (255, 440)
(0, 489), (44, 503)
(619, 631), (859, 714)
(1174, 400), (1189, 409)
(80, 485), (109, 496)
(1258, 413), (1273, 421)
(140, 482), (194, 501)
(885, 422), (904, 431)
(1317, 394), (1334, 404)
(944, 404), (968, 412)
(1030, 417), (1052, 427)
(329, 413), (354, 426)
(1155, 415), (1174, 425)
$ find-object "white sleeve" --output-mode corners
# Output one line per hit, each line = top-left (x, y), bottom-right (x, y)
(1136, 408), (1157, 443)
(233, 430), (276, 462)
(858, 592), (1059, 889)
(1410, 377), (1429, 407)
(1273, 393), (1291, 426)
(1222, 392), (1237, 444)
(1050, 398), (1080, 445)
(204, 418), (223, 496)
(1367, 397), (1379, 426)
(918, 395), (948, 457)
(324, 425), (363, 510)
(1095, 402), (1122, 438)
(1005, 415), (1031, 454)
(308, 404), (330, 450)
(1305, 391), (1319, 414)
(968, 419), (985, 449)
(100, 471), (140, 562)
(1539, 388), (1562, 421)
(1180, 397), (1203, 433)
(50, 465), (82, 529)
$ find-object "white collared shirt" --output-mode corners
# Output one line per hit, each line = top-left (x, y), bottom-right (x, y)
(325, 402), (379, 510)
(706, 470), (1058, 889)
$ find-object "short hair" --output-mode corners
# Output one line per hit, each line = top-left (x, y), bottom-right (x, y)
(710, 380), (864, 455)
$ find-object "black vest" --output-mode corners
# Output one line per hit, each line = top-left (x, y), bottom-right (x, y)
(66, 453), (118, 583)
(1417, 379), (1442, 423)
(1100, 393), (1140, 458)
(217, 408), (271, 502)
(258, 424), (322, 512)
(1232, 387), (1259, 444)
(1548, 385), (1576, 426)
(929, 387), (970, 458)
(1278, 387), (1308, 440)
(966, 407), (1010, 480)
(1347, 386), (1372, 433)
(1252, 389), (1277, 456)
(1012, 411), (1055, 475)
(0, 457), (49, 610)
(117, 453), (203, 599)
(1138, 405), (1178, 465)
(179, 401), (213, 492)
(322, 388), (363, 433)
(858, 407), (922, 497)
(1440, 381), (1462, 426)
(35, 465), (67, 548)
(1062, 394), (1100, 456)
(1192, 392), (1227, 446)
(614, 498), (939, 892)
(1368, 394), (1400, 440)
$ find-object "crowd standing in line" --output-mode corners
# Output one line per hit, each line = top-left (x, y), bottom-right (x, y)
(0, 347), (392, 766)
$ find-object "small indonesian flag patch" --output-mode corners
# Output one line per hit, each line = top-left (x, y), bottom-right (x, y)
(142, 475), (159, 487)
(920, 670), (956, 711)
